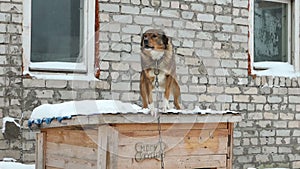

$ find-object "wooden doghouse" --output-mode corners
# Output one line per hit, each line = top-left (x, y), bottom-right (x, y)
(34, 113), (241, 169)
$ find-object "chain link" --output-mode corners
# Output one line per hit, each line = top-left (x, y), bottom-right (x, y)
(154, 60), (165, 169)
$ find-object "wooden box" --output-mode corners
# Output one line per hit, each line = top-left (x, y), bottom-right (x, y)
(35, 113), (241, 169)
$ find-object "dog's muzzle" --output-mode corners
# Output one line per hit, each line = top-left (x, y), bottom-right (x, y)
(143, 39), (154, 49)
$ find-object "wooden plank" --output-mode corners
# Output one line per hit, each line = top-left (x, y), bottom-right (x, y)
(117, 155), (227, 169)
(46, 167), (63, 169)
(114, 123), (228, 131)
(227, 123), (234, 169)
(36, 132), (45, 169)
(107, 126), (119, 169)
(46, 142), (97, 161)
(117, 129), (228, 158)
(295, 0), (300, 71)
(46, 128), (98, 148)
(46, 154), (96, 169)
(97, 125), (108, 169)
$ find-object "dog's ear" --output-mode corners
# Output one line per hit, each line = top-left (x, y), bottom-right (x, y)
(141, 34), (144, 47)
(162, 34), (169, 49)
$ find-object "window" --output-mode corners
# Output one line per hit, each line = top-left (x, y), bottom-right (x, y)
(23, 0), (95, 79)
(249, 0), (300, 75)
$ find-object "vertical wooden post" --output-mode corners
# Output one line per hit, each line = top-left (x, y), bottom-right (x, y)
(227, 123), (234, 169)
(97, 125), (108, 169)
(295, 0), (300, 72)
(107, 126), (119, 169)
(36, 132), (45, 169)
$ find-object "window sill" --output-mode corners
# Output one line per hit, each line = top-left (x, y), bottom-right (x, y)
(23, 70), (99, 81)
(252, 62), (300, 78)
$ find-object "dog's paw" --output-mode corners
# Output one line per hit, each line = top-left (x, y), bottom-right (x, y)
(148, 103), (157, 116)
(162, 98), (169, 112)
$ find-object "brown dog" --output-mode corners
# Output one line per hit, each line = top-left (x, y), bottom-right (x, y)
(140, 29), (181, 115)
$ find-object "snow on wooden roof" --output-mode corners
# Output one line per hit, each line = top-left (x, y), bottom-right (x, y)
(28, 100), (242, 128)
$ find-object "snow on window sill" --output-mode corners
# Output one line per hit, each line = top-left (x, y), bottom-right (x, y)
(253, 62), (300, 78)
(23, 70), (99, 81)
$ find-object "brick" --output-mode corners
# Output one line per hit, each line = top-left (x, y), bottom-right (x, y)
(293, 161), (300, 168)
(100, 4), (119, 12)
(181, 94), (197, 102)
(276, 130), (290, 136)
(266, 96), (282, 103)
(113, 15), (132, 23)
(207, 86), (224, 93)
(215, 15), (232, 23)
(199, 94), (215, 102)
(182, 11), (194, 20)
(216, 95), (232, 102)
(35, 90), (54, 99)
(101, 23), (121, 32)
(197, 13), (214, 22)
(46, 80), (67, 88)
(141, 7), (158, 16)
(225, 87), (241, 94)
(122, 25), (141, 34)
(111, 82), (130, 91)
(121, 6), (139, 14)
(176, 48), (194, 56)
(264, 112), (279, 120)
(178, 30), (196, 38)
(233, 95), (249, 102)
(69, 80), (89, 89)
(134, 16), (152, 25)
(153, 18), (172, 27)
(185, 21), (202, 30)
(233, 17), (248, 25)
(161, 9), (179, 18)
(23, 79), (45, 88)
(289, 96), (300, 103)
(190, 3), (204, 12)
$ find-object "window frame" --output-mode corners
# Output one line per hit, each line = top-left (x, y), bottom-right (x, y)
(249, 0), (300, 73)
(22, 0), (96, 79)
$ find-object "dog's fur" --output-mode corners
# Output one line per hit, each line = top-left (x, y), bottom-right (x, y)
(140, 29), (181, 114)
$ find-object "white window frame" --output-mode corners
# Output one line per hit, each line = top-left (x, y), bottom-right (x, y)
(249, 0), (300, 73)
(22, 0), (95, 80)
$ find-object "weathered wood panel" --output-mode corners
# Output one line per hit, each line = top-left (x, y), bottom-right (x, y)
(46, 154), (96, 169)
(117, 129), (228, 158)
(45, 127), (98, 169)
(36, 132), (45, 169)
(45, 127), (98, 148)
(114, 123), (228, 131)
(117, 155), (227, 169)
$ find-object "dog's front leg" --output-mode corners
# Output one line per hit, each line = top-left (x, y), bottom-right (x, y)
(147, 78), (156, 116)
(163, 75), (172, 112)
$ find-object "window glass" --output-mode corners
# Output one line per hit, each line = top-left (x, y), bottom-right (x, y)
(31, 0), (83, 63)
(254, 1), (288, 62)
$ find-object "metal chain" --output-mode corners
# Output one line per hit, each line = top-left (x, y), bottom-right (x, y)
(157, 116), (165, 169)
(154, 60), (165, 169)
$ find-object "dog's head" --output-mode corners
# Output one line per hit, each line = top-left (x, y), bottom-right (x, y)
(141, 29), (169, 51)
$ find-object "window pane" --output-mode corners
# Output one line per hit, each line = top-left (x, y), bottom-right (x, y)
(254, 1), (288, 62)
(31, 0), (83, 63)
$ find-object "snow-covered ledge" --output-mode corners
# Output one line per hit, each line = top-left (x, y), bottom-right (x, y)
(253, 62), (300, 78)
(28, 100), (242, 129)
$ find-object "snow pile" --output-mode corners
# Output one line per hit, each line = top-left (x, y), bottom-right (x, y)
(253, 62), (300, 78)
(28, 100), (238, 127)
(2, 117), (20, 133)
(0, 158), (34, 169)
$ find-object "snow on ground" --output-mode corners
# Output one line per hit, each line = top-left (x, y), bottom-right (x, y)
(253, 61), (300, 78)
(0, 162), (35, 169)
(2, 117), (20, 133)
(0, 159), (34, 169)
